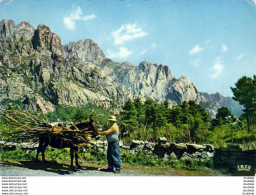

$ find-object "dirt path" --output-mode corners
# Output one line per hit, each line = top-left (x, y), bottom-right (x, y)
(0, 160), (145, 176)
(0, 159), (227, 176)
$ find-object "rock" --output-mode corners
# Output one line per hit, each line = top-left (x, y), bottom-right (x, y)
(0, 19), (15, 40)
(174, 143), (188, 150)
(201, 92), (243, 118)
(96, 140), (104, 145)
(191, 151), (203, 159)
(130, 140), (145, 150)
(207, 152), (215, 158)
(131, 140), (144, 145)
(30, 143), (39, 148)
(158, 137), (168, 143)
(161, 142), (170, 149)
(187, 144), (205, 153)
(64, 39), (106, 64)
(32, 24), (63, 57)
(201, 152), (208, 159)
(144, 141), (155, 151)
(121, 145), (130, 150)
(4, 142), (16, 150)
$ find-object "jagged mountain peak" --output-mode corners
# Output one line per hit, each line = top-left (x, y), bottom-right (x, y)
(0, 19), (15, 40)
(64, 39), (106, 64)
(0, 19), (35, 40)
(138, 60), (172, 81)
(16, 21), (34, 29)
(0, 19), (15, 27)
(31, 23), (63, 59)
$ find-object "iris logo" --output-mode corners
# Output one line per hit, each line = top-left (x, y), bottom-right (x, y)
(237, 165), (251, 172)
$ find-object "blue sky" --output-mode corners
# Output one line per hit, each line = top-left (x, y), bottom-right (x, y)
(0, 0), (256, 97)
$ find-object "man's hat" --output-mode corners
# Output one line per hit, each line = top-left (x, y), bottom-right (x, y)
(109, 116), (117, 122)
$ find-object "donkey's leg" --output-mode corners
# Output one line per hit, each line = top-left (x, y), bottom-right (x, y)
(70, 147), (74, 168)
(75, 148), (81, 169)
(41, 139), (49, 162)
(36, 139), (44, 162)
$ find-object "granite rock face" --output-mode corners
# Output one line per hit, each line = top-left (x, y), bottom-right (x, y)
(0, 19), (242, 117)
(201, 92), (243, 117)
(64, 39), (106, 65)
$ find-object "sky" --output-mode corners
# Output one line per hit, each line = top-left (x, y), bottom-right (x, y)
(0, 0), (256, 97)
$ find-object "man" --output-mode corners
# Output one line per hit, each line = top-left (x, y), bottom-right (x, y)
(99, 115), (121, 173)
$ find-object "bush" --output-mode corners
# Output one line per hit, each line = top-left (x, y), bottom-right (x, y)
(1, 149), (36, 161)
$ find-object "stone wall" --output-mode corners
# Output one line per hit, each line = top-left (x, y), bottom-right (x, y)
(91, 137), (215, 162)
(0, 141), (39, 150)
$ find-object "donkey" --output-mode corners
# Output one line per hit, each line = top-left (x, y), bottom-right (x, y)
(35, 120), (99, 169)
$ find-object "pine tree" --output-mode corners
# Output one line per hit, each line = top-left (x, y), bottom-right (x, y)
(231, 75), (256, 132)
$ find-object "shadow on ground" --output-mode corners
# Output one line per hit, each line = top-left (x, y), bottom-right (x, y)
(0, 160), (101, 175)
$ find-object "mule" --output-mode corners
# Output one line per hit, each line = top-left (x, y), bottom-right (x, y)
(35, 120), (99, 169)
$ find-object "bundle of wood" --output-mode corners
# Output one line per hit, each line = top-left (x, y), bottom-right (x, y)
(0, 109), (93, 146)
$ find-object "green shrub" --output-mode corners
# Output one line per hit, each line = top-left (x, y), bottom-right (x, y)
(1, 149), (36, 161)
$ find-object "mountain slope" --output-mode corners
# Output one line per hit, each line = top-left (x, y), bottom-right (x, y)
(0, 19), (243, 117)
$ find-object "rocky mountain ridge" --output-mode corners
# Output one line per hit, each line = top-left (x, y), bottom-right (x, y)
(0, 19), (243, 117)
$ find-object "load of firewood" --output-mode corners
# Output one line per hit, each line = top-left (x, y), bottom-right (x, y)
(0, 109), (94, 146)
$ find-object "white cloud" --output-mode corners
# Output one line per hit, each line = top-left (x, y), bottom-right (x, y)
(190, 58), (201, 67)
(63, 6), (96, 30)
(236, 54), (245, 61)
(112, 23), (147, 45)
(0, 0), (2, 3)
(151, 42), (160, 49)
(137, 49), (147, 57)
(221, 44), (228, 53)
(107, 47), (133, 59)
(253, 0), (256, 6)
(189, 45), (203, 55)
(209, 57), (224, 78)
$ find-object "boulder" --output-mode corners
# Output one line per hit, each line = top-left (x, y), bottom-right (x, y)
(130, 140), (145, 150)
(121, 145), (130, 150)
(4, 142), (16, 150)
(207, 152), (215, 158)
(187, 144), (205, 153)
(158, 137), (168, 143)
(174, 143), (188, 150)
(144, 141), (155, 151)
